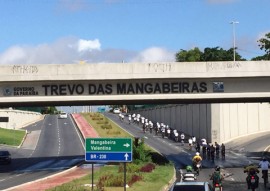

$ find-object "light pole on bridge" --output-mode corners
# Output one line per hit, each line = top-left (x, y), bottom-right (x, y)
(230, 21), (239, 62)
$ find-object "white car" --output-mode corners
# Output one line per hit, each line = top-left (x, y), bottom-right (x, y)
(113, 108), (121, 114)
(59, 112), (68, 119)
(169, 181), (213, 191)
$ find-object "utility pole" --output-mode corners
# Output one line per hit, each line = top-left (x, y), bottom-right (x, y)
(230, 21), (239, 61)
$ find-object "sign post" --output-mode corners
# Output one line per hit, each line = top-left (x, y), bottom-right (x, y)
(85, 138), (132, 191)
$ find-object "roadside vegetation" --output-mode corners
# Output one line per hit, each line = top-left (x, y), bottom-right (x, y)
(48, 112), (174, 191)
(0, 127), (26, 146)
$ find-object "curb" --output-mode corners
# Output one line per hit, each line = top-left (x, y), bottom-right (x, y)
(5, 164), (80, 191)
(163, 166), (176, 191)
(264, 145), (270, 152)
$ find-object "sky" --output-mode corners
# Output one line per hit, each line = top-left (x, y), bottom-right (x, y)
(0, 0), (269, 65)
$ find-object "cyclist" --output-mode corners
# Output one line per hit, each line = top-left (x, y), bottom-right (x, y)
(210, 166), (224, 189)
(192, 152), (202, 164)
(128, 114), (131, 124)
(192, 152), (202, 174)
(259, 157), (269, 184)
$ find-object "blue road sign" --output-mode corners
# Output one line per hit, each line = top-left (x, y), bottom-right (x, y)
(85, 152), (132, 162)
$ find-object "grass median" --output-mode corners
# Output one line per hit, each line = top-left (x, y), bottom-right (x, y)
(48, 112), (174, 191)
(0, 127), (26, 146)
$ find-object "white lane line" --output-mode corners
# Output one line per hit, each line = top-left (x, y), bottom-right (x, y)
(70, 114), (85, 150)
(57, 118), (61, 156)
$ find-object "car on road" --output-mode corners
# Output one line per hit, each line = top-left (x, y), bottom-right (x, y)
(59, 112), (68, 119)
(113, 108), (121, 114)
(169, 181), (213, 191)
(0, 150), (11, 164)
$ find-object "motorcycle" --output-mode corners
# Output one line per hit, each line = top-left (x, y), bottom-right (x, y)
(181, 172), (197, 182)
(249, 174), (259, 191)
(193, 161), (202, 175)
(213, 183), (222, 191)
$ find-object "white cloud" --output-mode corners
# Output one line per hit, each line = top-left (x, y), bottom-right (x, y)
(130, 47), (175, 62)
(0, 46), (26, 64)
(0, 37), (176, 65)
(78, 39), (101, 52)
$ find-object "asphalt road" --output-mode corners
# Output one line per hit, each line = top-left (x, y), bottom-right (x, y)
(0, 114), (85, 190)
(1, 112), (269, 190)
(105, 112), (270, 191)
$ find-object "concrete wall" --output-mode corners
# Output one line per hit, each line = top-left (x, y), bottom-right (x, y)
(138, 104), (212, 142)
(136, 103), (270, 143)
(217, 103), (270, 143)
(0, 109), (43, 129)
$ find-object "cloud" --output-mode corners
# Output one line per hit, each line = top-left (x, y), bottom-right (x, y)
(78, 39), (101, 52)
(0, 37), (174, 65)
(0, 46), (26, 64)
(130, 47), (175, 62)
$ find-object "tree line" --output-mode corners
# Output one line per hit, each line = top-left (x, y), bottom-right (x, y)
(175, 32), (270, 62)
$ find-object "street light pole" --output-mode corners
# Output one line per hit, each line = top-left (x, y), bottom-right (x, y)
(230, 21), (239, 61)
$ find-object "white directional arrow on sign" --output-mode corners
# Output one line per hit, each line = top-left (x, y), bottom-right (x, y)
(124, 153), (129, 161)
(123, 143), (130, 148)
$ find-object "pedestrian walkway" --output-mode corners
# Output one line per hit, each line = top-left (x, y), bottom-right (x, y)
(7, 113), (99, 191)
(72, 113), (99, 138)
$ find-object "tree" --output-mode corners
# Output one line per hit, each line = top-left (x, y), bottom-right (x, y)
(201, 47), (245, 61)
(175, 47), (245, 62)
(175, 47), (202, 62)
(256, 32), (270, 60)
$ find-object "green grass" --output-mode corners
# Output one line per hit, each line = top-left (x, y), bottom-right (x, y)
(48, 163), (174, 191)
(47, 112), (175, 191)
(81, 113), (132, 138)
(0, 127), (26, 146)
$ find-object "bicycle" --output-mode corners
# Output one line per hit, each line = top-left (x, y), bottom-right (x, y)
(262, 170), (268, 188)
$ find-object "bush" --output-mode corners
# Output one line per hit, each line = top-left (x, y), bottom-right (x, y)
(92, 117), (103, 120)
(100, 124), (112, 129)
(118, 163), (141, 173)
(150, 152), (169, 165)
(140, 163), (155, 173)
(97, 173), (131, 189)
(133, 139), (152, 163)
(128, 174), (143, 186)
(107, 130), (121, 135)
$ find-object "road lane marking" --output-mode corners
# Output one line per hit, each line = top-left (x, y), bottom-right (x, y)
(70, 115), (85, 149)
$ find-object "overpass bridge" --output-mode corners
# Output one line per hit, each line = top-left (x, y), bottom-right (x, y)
(1, 61), (270, 143)
(1, 61), (270, 107)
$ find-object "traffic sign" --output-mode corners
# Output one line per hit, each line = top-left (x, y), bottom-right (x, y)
(85, 138), (132, 162)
